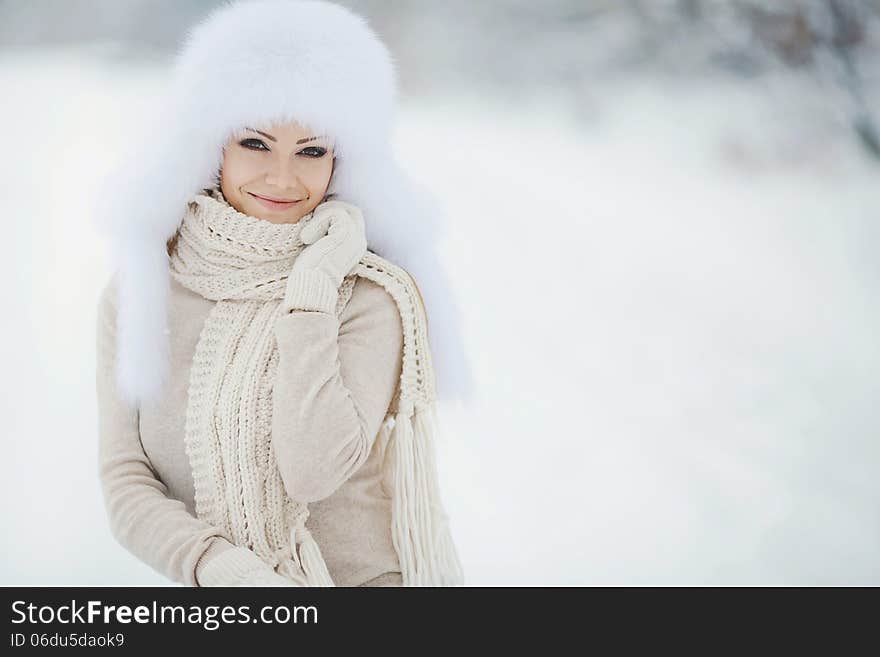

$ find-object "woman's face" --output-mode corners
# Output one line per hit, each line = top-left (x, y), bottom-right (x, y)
(219, 121), (335, 224)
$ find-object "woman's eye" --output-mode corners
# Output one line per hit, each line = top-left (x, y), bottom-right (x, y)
(239, 139), (326, 157)
(240, 138), (269, 151)
(301, 146), (327, 157)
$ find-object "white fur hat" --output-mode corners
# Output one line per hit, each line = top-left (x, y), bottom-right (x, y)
(93, 0), (473, 408)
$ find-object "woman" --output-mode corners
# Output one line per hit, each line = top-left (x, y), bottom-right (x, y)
(94, 0), (467, 587)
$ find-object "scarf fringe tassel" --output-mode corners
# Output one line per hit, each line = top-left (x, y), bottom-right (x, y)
(384, 399), (465, 586)
(288, 522), (336, 587)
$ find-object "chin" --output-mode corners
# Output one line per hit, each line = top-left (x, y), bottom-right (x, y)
(250, 204), (302, 224)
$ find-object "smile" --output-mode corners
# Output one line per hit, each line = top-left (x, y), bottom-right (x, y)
(248, 192), (302, 209)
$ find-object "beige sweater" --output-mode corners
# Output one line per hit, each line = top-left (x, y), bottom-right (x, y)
(96, 270), (405, 587)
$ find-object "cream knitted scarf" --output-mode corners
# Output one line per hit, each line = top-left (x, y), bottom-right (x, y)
(168, 189), (464, 586)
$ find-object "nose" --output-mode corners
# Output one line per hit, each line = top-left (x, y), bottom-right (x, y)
(265, 154), (305, 192)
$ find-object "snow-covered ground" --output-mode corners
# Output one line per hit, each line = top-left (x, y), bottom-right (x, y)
(1, 45), (876, 585)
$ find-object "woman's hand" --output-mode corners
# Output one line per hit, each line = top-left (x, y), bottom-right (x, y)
(197, 545), (304, 587)
(282, 200), (367, 314)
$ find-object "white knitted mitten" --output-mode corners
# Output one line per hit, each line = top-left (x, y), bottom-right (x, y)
(283, 200), (367, 314)
(197, 546), (302, 587)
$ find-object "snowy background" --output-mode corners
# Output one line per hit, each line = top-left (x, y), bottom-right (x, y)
(1, 0), (877, 585)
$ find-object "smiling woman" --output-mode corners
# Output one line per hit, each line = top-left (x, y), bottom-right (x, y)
(219, 122), (338, 224)
(94, 0), (466, 589)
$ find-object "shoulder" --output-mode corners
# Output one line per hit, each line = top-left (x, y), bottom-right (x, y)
(353, 251), (426, 316)
(338, 274), (404, 354)
(97, 272), (121, 331)
(96, 273), (122, 367)
(343, 276), (401, 328)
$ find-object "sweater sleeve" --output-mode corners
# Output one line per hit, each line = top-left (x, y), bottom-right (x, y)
(95, 276), (237, 587)
(271, 276), (404, 503)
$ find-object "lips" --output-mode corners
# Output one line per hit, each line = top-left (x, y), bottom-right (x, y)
(248, 191), (302, 209)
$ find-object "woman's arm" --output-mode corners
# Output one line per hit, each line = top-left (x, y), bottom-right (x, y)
(271, 276), (404, 503)
(96, 277), (237, 586)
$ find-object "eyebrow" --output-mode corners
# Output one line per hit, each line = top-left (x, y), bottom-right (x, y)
(243, 127), (327, 144)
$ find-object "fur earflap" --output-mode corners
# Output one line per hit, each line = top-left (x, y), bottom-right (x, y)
(91, 0), (473, 408)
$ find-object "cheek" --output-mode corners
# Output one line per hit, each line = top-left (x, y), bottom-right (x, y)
(305, 159), (334, 190)
(222, 151), (263, 188)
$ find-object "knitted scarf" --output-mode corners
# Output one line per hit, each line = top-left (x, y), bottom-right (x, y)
(168, 189), (464, 586)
